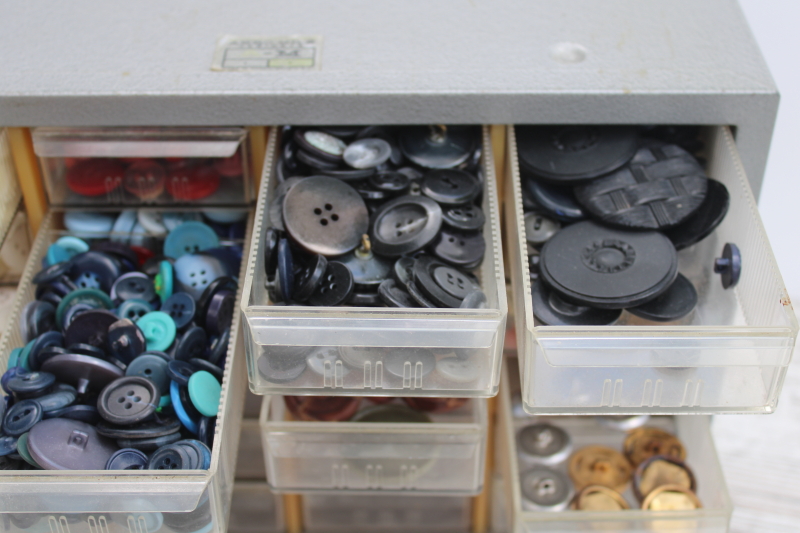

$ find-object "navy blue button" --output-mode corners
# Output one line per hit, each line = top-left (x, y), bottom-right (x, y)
(167, 360), (195, 387)
(44, 404), (101, 424)
(147, 443), (191, 470)
(172, 327), (208, 362)
(106, 448), (148, 470)
(35, 385), (77, 413)
(111, 272), (156, 303)
(207, 328), (230, 366)
(3, 399), (44, 436)
(6, 370), (56, 399)
(161, 293), (196, 330)
(69, 251), (122, 293)
(188, 358), (223, 382)
(126, 354), (171, 395)
(276, 238), (294, 303)
(205, 290), (234, 337)
(107, 319), (147, 365)
(27, 331), (64, 372)
(0, 435), (18, 456)
(96, 413), (181, 439)
(64, 309), (120, 349)
(196, 277), (237, 329)
(32, 262), (73, 286)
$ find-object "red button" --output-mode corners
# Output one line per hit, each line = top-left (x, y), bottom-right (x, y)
(284, 396), (362, 422)
(213, 151), (244, 178)
(129, 245), (155, 267)
(402, 397), (469, 413)
(65, 159), (125, 197)
(166, 162), (221, 201)
(123, 159), (166, 200)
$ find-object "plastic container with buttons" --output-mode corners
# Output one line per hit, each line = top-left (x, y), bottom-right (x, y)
(506, 125), (798, 415)
(32, 127), (254, 207)
(0, 208), (252, 533)
(495, 362), (732, 532)
(259, 394), (487, 494)
(241, 126), (507, 397)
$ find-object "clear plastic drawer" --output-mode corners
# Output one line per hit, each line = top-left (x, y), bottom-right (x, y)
(496, 362), (732, 532)
(227, 482), (283, 533)
(241, 127), (507, 397)
(0, 209), (251, 533)
(506, 126), (798, 414)
(33, 127), (254, 207)
(259, 396), (487, 495)
(235, 420), (266, 481)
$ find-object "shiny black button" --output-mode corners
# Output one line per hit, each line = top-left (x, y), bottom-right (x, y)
(421, 169), (481, 206)
(64, 309), (119, 349)
(442, 204), (485, 231)
(378, 279), (416, 308)
(307, 261), (354, 307)
(368, 171), (410, 195)
(369, 195), (442, 257)
(429, 228), (485, 269)
(293, 254), (328, 303)
(413, 255), (481, 308)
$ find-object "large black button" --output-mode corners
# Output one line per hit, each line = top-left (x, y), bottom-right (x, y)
(626, 273), (698, 322)
(663, 179), (730, 251)
(369, 195), (442, 257)
(532, 281), (621, 326)
(429, 228), (485, 269)
(398, 126), (479, 169)
(420, 169), (481, 206)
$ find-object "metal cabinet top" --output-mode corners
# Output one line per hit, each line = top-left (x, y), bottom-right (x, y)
(0, 0), (775, 127)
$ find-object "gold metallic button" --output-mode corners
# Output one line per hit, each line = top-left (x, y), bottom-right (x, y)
(624, 427), (686, 467)
(570, 485), (630, 511)
(641, 485), (702, 511)
(633, 454), (696, 503)
(568, 445), (632, 493)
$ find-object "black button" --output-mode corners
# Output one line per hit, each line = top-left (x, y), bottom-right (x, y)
(293, 254), (328, 302)
(275, 238), (294, 303)
(392, 256), (416, 289)
(293, 129), (347, 164)
(296, 148), (341, 171)
(398, 126), (479, 169)
(369, 195), (442, 257)
(96, 414), (181, 439)
(532, 281), (621, 326)
(522, 177), (586, 222)
(320, 166), (377, 181)
(207, 327), (231, 366)
(97, 376), (160, 425)
(413, 255), (481, 308)
(421, 169), (481, 206)
(664, 179), (730, 251)
(205, 290), (235, 336)
(263, 228), (281, 280)
(28, 331), (64, 372)
(167, 360), (196, 386)
(378, 279), (416, 308)
(33, 262), (73, 286)
(147, 443), (192, 470)
(714, 243), (741, 289)
(196, 277), (237, 329)
(429, 228), (485, 269)
(308, 261), (354, 307)
(626, 273), (698, 322)
(347, 291), (382, 306)
(172, 327), (208, 362)
(64, 309), (119, 349)
(442, 204), (485, 231)
(368, 171), (410, 195)
(41, 353), (124, 395)
(107, 319), (147, 365)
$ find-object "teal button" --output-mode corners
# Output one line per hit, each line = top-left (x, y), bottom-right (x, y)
(16, 433), (42, 469)
(17, 339), (36, 371)
(117, 298), (153, 322)
(163, 221), (220, 259)
(137, 311), (177, 352)
(187, 371), (221, 417)
(55, 288), (114, 327)
(154, 260), (174, 304)
(46, 236), (89, 265)
(7, 347), (22, 369)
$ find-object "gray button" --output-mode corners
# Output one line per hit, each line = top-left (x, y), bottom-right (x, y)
(305, 347), (350, 378)
(518, 424), (572, 464)
(344, 138), (392, 169)
(303, 131), (347, 158)
(41, 353), (124, 395)
(369, 195), (442, 257)
(524, 212), (561, 246)
(97, 376), (160, 426)
(435, 357), (480, 384)
(520, 466), (572, 511)
(384, 348), (436, 380)
(283, 176), (369, 256)
(338, 346), (383, 370)
(28, 418), (118, 470)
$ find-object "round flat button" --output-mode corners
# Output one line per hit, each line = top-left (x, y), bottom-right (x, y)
(111, 272), (155, 302)
(284, 396), (361, 422)
(421, 169), (481, 206)
(45, 404), (101, 424)
(434, 357), (480, 383)
(97, 376), (160, 425)
(430, 228), (485, 269)
(28, 417), (118, 470)
(41, 353), (124, 395)
(283, 176), (369, 256)
(370, 195), (443, 257)
(633, 455), (696, 503)
(532, 281), (621, 326)
(64, 212), (115, 238)
(307, 261), (354, 307)
(126, 354), (171, 394)
(47, 236), (90, 265)
(520, 466), (572, 511)
(161, 292), (196, 330)
(3, 399), (43, 436)
(398, 126), (479, 169)
(124, 160), (166, 201)
(187, 371), (221, 417)
(293, 254), (328, 302)
(106, 448), (149, 470)
(351, 404), (432, 423)
(344, 138), (393, 169)
(164, 222), (220, 259)
(173, 254), (228, 301)
(664, 178), (730, 251)
(414, 256), (481, 308)
(205, 290), (235, 336)
(368, 171), (410, 195)
(574, 142), (708, 230)
(166, 164), (221, 201)
(516, 125), (639, 183)
(378, 279), (416, 308)
(384, 348), (435, 380)
(572, 485), (630, 511)
(539, 221), (678, 309)
(518, 424), (572, 464)
(524, 212), (561, 247)
(147, 442), (192, 470)
(623, 427), (687, 467)
(97, 414), (181, 440)
(523, 176), (586, 221)
(442, 204), (485, 231)
(69, 251), (122, 293)
(137, 312), (177, 352)
(117, 299), (153, 322)
(626, 273), (697, 322)
(188, 358), (223, 381)
(170, 381), (198, 434)
(392, 256), (416, 289)
(64, 309), (119, 348)
(35, 386), (77, 413)
(65, 159), (125, 197)
(7, 370), (56, 398)
(173, 327), (208, 362)
(568, 446), (632, 493)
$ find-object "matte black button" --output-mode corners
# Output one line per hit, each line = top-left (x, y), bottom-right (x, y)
(413, 255), (481, 308)
(263, 228), (280, 280)
(110, 272), (155, 303)
(188, 358), (223, 382)
(664, 179), (730, 250)
(370, 195), (443, 257)
(64, 309), (119, 349)
(3, 399), (43, 436)
(421, 169), (481, 206)
(539, 220), (678, 309)
(308, 261), (354, 307)
(6, 371), (56, 399)
(172, 327), (208, 362)
(398, 126), (479, 169)
(574, 142), (709, 230)
(429, 228), (485, 269)
(283, 176), (369, 256)
(97, 376), (160, 425)
(714, 243), (741, 289)
(531, 281), (621, 326)
(205, 290), (235, 336)
(107, 319), (147, 365)
(442, 204), (485, 231)
(524, 212), (561, 247)
(516, 125), (639, 183)
(41, 353), (124, 395)
(344, 138), (393, 169)
(293, 254), (328, 302)
(161, 292), (196, 330)
(96, 414), (181, 439)
(368, 171), (410, 195)
(522, 177), (586, 222)
(28, 418), (117, 470)
(106, 448), (148, 470)
(167, 360), (196, 386)
(378, 279), (416, 308)
(626, 273), (697, 322)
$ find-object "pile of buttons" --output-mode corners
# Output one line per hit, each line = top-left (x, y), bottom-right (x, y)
(266, 125), (489, 309)
(283, 395), (469, 422)
(516, 416), (701, 512)
(62, 150), (244, 202)
(517, 125), (740, 326)
(0, 209), (246, 471)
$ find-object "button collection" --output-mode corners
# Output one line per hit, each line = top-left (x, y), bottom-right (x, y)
(61, 149), (246, 203)
(283, 395), (469, 422)
(518, 126), (736, 326)
(267, 125), (487, 310)
(1, 210), (243, 470)
(514, 417), (701, 512)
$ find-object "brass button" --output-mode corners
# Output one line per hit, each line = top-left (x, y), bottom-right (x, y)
(624, 427), (686, 467)
(570, 485), (630, 511)
(633, 454), (696, 503)
(568, 445), (632, 493)
(641, 485), (702, 511)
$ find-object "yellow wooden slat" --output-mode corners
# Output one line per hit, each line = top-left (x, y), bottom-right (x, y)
(471, 395), (498, 533)
(6, 128), (46, 236)
(247, 126), (268, 196)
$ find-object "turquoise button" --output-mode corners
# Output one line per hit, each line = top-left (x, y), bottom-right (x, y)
(163, 221), (219, 259)
(7, 347), (22, 369)
(56, 236), (89, 257)
(154, 260), (174, 303)
(137, 311), (177, 352)
(188, 371), (221, 417)
(111, 210), (137, 244)
(17, 339), (36, 371)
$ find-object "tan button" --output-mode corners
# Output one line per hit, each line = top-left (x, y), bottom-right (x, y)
(641, 485), (702, 511)
(624, 427), (686, 467)
(568, 445), (632, 493)
(634, 455), (696, 503)
(570, 485), (630, 511)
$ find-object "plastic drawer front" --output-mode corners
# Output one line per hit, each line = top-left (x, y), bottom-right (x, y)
(31, 127), (254, 207)
(303, 493), (471, 533)
(241, 127), (507, 398)
(235, 420), (266, 481)
(227, 483), (283, 533)
(496, 364), (732, 533)
(259, 396), (487, 495)
(506, 126), (798, 415)
(0, 209), (251, 533)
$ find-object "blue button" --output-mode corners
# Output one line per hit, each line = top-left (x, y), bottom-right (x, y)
(163, 212), (202, 232)
(117, 299), (153, 322)
(137, 311), (177, 352)
(106, 448), (148, 470)
(173, 255), (227, 300)
(201, 209), (247, 224)
(63, 212), (115, 238)
(69, 251), (123, 293)
(163, 222), (220, 259)
(46, 236), (89, 266)
(170, 381), (198, 434)
(111, 210), (138, 244)
(161, 292), (196, 329)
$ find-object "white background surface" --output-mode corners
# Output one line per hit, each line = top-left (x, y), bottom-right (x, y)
(713, 2), (800, 532)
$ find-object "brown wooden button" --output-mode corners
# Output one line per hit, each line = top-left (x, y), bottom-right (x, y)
(624, 427), (686, 467)
(568, 445), (632, 493)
